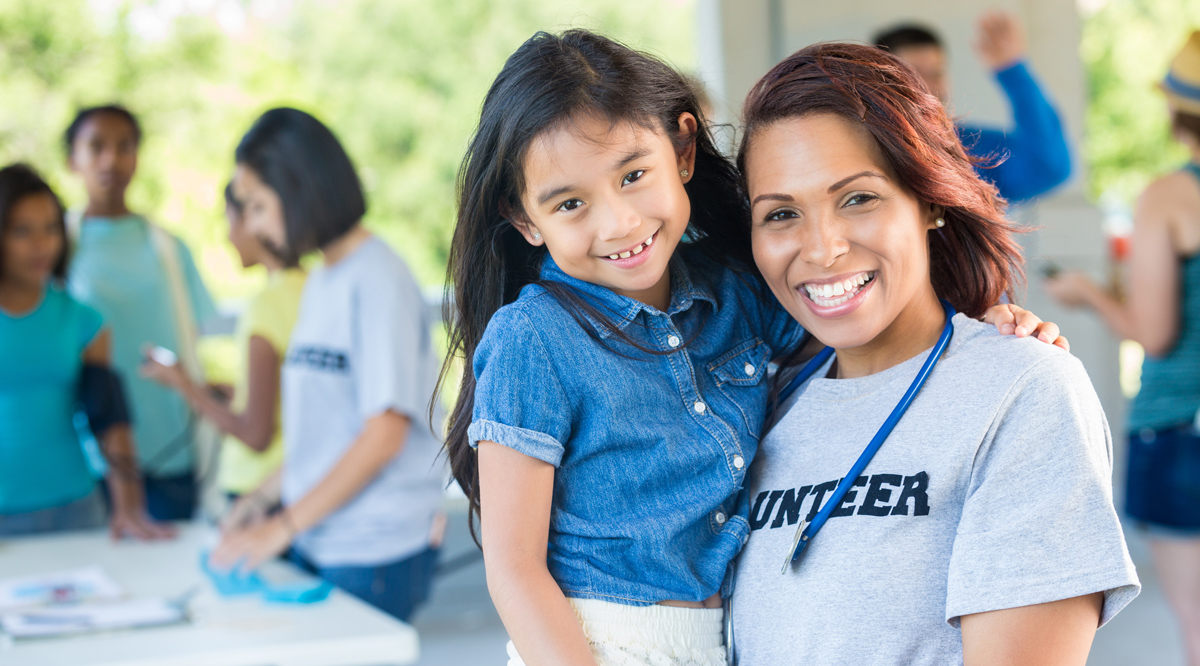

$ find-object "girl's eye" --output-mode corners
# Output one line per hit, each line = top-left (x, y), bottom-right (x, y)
(622, 170), (645, 186)
(764, 208), (799, 224)
(556, 199), (584, 213)
(844, 193), (878, 207)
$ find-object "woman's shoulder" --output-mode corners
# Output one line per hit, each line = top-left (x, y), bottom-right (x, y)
(949, 314), (1087, 390)
(44, 285), (101, 320)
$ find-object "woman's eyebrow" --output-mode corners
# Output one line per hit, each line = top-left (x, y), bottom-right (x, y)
(827, 170), (886, 193)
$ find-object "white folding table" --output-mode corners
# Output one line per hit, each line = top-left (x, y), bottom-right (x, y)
(0, 524), (419, 666)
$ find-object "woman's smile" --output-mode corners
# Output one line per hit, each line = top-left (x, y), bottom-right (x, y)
(799, 270), (877, 317)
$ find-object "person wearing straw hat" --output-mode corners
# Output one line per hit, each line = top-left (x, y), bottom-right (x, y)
(1046, 29), (1200, 666)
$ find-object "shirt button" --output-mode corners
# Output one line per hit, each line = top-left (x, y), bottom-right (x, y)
(733, 455), (745, 469)
(693, 401), (706, 414)
(715, 512), (727, 525)
(744, 363), (755, 376)
(668, 335), (681, 348)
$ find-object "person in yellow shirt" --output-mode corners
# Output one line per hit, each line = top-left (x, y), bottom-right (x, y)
(142, 183), (305, 507)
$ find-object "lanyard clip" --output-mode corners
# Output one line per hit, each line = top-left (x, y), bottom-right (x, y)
(780, 520), (810, 574)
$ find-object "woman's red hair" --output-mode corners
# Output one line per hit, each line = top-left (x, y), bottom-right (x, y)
(737, 42), (1024, 318)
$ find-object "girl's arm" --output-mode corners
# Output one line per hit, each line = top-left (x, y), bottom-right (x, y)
(961, 593), (1103, 666)
(478, 440), (597, 666)
(210, 410), (410, 571)
(1045, 179), (1183, 355)
(142, 334), (280, 451)
(82, 330), (174, 540)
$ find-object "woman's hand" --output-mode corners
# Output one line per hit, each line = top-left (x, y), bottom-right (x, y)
(983, 303), (1069, 351)
(140, 355), (189, 391)
(109, 507), (176, 541)
(210, 513), (293, 573)
(221, 492), (275, 533)
(1044, 272), (1100, 309)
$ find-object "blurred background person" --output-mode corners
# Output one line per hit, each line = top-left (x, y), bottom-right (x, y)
(65, 104), (218, 522)
(0, 163), (170, 539)
(211, 108), (446, 623)
(875, 10), (1072, 204)
(1045, 30), (1200, 666)
(142, 182), (305, 509)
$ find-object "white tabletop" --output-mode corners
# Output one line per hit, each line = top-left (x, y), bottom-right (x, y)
(0, 524), (419, 666)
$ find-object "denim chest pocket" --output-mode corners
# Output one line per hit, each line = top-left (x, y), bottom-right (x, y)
(707, 338), (771, 437)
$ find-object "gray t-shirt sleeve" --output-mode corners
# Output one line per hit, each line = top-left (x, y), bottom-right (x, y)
(352, 276), (429, 423)
(946, 354), (1140, 627)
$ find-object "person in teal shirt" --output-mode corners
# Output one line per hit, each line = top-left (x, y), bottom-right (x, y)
(65, 105), (217, 521)
(0, 163), (169, 539)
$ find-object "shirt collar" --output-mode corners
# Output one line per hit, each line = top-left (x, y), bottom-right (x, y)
(536, 250), (719, 338)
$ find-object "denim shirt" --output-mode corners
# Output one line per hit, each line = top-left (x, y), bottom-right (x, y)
(468, 248), (804, 605)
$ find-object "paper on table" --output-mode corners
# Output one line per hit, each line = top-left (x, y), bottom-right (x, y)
(1, 598), (186, 639)
(0, 566), (124, 612)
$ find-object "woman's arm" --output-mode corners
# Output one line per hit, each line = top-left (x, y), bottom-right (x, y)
(210, 410), (410, 571)
(478, 440), (597, 666)
(1045, 179), (1184, 355)
(82, 330), (174, 540)
(142, 334), (280, 451)
(961, 593), (1103, 666)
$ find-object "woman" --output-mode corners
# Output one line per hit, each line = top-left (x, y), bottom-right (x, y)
(210, 108), (446, 623)
(66, 104), (218, 520)
(0, 163), (167, 539)
(1046, 30), (1200, 666)
(730, 44), (1139, 664)
(143, 183), (305, 508)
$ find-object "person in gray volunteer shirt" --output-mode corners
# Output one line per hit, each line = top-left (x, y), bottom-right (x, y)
(731, 43), (1139, 664)
(210, 108), (446, 623)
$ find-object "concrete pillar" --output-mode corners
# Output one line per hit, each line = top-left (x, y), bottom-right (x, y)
(696, 0), (1124, 436)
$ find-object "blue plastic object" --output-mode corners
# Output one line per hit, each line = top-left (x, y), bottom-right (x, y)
(200, 551), (332, 604)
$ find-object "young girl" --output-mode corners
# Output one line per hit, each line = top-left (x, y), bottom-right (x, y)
(143, 183), (306, 505)
(210, 108), (445, 623)
(442, 30), (1060, 666)
(0, 163), (167, 539)
(731, 43), (1138, 664)
(65, 104), (218, 520)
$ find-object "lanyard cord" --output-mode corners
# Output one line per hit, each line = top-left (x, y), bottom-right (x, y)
(782, 299), (956, 573)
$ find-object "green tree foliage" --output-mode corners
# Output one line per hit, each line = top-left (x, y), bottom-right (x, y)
(0, 0), (695, 299)
(1081, 0), (1200, 205)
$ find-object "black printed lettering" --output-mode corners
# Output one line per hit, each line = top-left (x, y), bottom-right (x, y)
(858, 474), (903, 517)
(831, 476), (869, 517)
(805, 480), (840, 522)
(749, 490), (784, 531)
(770, 485), (812, 528)
(891, 471), (931, 516)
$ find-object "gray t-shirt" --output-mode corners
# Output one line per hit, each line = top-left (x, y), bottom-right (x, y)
(282, 236), (446, 567)
(731, 314), (1139, 665)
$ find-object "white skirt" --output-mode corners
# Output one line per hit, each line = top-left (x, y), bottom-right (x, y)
(505, 598), (727, 666)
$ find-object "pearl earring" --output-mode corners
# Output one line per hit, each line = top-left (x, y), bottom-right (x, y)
(532, 231), (542, 240)
(680, 169), (689, 178)
(935, 218), (945, 228)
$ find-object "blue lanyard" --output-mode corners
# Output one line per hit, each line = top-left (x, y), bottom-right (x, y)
(780, 299), (956, 574)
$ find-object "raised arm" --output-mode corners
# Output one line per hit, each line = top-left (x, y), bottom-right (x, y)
(961, 593), (1103, 666)
(478, 441), (597, 666)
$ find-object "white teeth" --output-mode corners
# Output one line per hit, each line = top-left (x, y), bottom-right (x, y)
(803, 272), (875, 306)
(644, 235), (654, 246)
(632, 245), (643, 255)
(619, 251), (632, 258)
(832, 282), (845, 296)
(609, 254), (620, 260)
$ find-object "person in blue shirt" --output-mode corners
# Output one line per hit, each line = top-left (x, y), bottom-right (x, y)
(65, 105), (218, 521)
(437, 30), (1062, 666)
(875, 11), (1072, 203)
(0, 163), (170, 539)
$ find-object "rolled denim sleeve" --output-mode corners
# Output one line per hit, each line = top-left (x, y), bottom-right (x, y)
(467, 305), (572, 467)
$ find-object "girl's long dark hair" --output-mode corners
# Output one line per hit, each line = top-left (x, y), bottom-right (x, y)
(437, 29), (751, 541)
